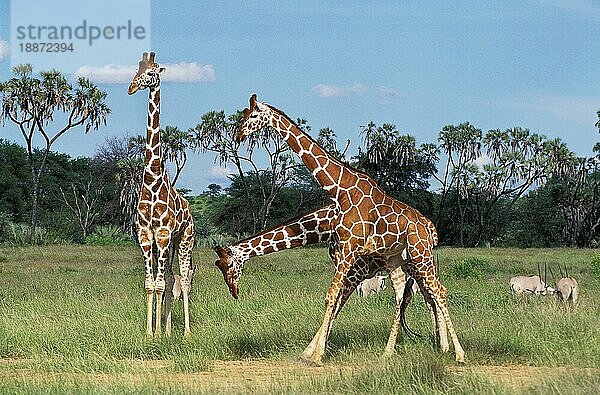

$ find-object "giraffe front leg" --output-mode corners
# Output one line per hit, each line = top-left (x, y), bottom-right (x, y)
(300, 254), (355, 366)
(154, 230), (171, 338)
(138, 228), (155, 339)
(178, 224), (195, 337)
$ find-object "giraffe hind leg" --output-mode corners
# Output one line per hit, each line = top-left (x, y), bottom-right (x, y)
(178, 223), (195, 337)
(153, 230), (172, 338)
(424, 278), (464, 363)
(409, 250), (462, 362)
(163, 252), (175, 337)
(383, 266), (409, 355)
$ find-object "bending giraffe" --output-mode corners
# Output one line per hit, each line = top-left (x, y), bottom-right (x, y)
(128, 52), (195, 337)
(213, 203), (447, 354)
(237, 94), (464, 365)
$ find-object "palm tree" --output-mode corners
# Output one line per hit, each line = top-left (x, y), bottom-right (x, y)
(161, 125), (193, 185)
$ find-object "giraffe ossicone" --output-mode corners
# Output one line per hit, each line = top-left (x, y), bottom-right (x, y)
(129, 51), (195, 338)
(238, 94), (464, 364)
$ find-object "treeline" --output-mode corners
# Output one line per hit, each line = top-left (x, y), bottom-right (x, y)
(0, 115), (598, 248)
(1, 64), (598, 248)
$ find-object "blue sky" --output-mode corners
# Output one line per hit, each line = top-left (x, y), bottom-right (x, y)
(0, 0), (599, 193)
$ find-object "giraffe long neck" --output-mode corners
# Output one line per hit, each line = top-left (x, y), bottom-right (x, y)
(230, 205), (335, 261)
(269, 110), (356, 198)
(145, 86), (162, 174)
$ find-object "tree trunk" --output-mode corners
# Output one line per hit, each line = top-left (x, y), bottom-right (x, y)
(29, 170), (40, 243)
(29, 146), (51, 243)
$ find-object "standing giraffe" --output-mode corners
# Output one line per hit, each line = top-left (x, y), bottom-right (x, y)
(213, 203), (445, 354)
(237, 94), (464, 365)
(128, 52), (195, 337)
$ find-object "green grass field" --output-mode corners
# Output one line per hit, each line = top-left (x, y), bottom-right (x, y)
(0, 245), (599, 394)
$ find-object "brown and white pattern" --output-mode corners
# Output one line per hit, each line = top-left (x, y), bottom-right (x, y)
(128, 52), (195, 338)
(213, 203), (425, 353)
(237, 94), (464, 364)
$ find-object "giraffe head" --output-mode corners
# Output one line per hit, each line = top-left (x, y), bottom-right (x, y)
(213, 246), (243, 299)
(235, 94), (273, 142)
(128, 52), (165, 95)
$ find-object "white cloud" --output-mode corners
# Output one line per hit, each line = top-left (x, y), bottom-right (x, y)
(209, 166), (231, 181)
(495, 93), (600, 125)
(312, 83), (367, 98)
(74, 62), (215, 84)
(74, 64), (135, 84)
(311, 83), (405, 104)
(0, 39), (9, 61)
(469, 153), (492, 170)
(162, 62), (215, 83)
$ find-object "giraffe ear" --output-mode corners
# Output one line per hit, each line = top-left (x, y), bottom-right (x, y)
(213, 245), (227, 258)
(157, 67), (166, 74)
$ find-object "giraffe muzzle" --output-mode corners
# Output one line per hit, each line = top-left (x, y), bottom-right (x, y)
(128, 83), (139, 95)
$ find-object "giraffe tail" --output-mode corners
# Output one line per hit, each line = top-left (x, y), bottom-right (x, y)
(400, 276), (423, 341)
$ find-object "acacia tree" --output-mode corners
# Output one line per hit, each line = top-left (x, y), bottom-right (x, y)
(0, 64), (109, 241)
(190, 110), (302, 232)
(59, 177), (106, 239)
(554, 143), (600, 247)
(427, 122), (482, 244)
(464, 129), (573, 246)
(94, 135), (143, 235)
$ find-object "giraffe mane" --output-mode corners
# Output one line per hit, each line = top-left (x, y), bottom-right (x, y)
(232, 205), (332, 246)
(261, 101), (380, 183)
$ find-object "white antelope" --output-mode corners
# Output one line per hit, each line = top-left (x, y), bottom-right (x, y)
(357, 275), (388, 297)
(554, 264), (578, 306)
(510, 263), (554, 295)
(509, 275), (555, 295)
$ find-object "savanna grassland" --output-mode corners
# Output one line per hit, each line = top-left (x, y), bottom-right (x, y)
(0, 245), (599, 394)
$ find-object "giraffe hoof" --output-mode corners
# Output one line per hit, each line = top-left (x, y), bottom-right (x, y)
(298, 356), (323, 367)
(381, 350), (395, 358)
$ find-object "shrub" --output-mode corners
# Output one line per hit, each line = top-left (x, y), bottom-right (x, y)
(446, 257), (489, 279)
(85, 225), (133, 246)
(7, 223), (53, 246)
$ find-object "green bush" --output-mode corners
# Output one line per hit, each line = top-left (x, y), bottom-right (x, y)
(85, 225), (133, 246)
(446, 257), (490, 279)
(7, 223), (53, 246)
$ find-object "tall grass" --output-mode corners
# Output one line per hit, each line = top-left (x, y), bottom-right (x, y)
(0, 245), (598, 393)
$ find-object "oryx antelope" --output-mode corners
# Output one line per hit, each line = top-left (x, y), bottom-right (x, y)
(357, 275), (388, 297)
(510, 263), (555, 296)
(509, 275), (554, 295)
(555, 264), (578, 306)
